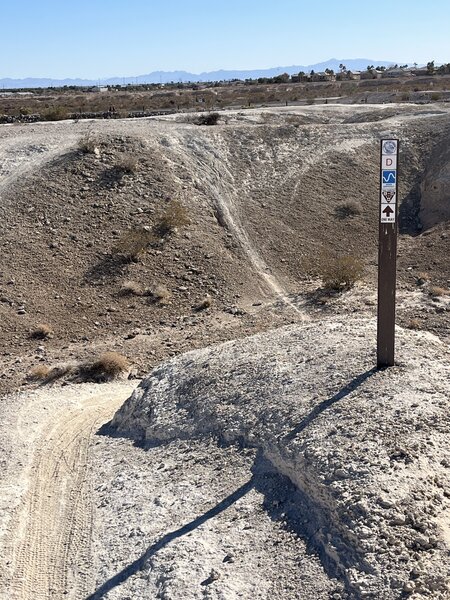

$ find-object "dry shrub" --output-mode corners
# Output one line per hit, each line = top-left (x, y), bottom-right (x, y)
(119, 280), (143, 296)
(45, 364), (74, 383)
(197, 112), (220, 126)
(320, 255), (365, 291)
(113, 227), (154, 260)
(195, 294), (212, 311)
(28, 365), (51, 381)
(406, 318), (421, 330)
(286, 115), (302, 126)
(259, 112), (274, 124)
(146, 285), (171, 305)
(115, 153), (138, 175)
(334, 200), (362, 219)
(31, 324), (54, 340)
(155, 199), (190, 237)
(27, 364), (77, 383)
(429, 286), (447, 297)
(315, 294), (331, 306)
(28, 363), (74, 383)
(82, 352), (129, 382)
(43, 107), (68, 121)
(79, 133), (99, 154)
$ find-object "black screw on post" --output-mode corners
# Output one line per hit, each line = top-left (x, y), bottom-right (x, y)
(377, 139), (399, 368)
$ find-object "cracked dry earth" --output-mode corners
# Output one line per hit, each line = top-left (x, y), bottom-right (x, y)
(0, 104), (449, 599)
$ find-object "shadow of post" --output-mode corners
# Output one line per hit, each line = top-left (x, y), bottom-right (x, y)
(88, 366), (380, 599)
(284, 367), (378, 442)
(85, 477), (255, 600)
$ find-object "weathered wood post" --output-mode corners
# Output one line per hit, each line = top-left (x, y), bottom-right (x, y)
(377, 139), (399, 368)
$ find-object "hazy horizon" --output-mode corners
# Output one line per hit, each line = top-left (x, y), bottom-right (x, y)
(1, 0), (449, 79)
(0, 58), (404, 85)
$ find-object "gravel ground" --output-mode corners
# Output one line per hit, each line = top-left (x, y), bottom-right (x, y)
(113, 317), (450, 599)
(90, 436), (341, 600)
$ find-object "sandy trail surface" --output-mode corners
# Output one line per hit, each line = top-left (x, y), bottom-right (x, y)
(1, 382), (136, 600)
(1, 380), (339, 600)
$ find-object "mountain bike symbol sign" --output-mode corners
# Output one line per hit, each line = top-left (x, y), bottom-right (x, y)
(382, 190), (396, 203)
(382, 170), (396, 185)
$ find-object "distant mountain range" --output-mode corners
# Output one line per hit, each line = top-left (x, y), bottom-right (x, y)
(1, 58), (401, 89)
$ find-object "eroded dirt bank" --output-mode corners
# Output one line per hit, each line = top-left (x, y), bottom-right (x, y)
(1, 104), (450, 397)
(111, 318), (450, 599)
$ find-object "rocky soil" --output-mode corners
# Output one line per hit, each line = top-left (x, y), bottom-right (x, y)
(1, 104), (450, 396)
(112, 318), (450, 599)
(0, 104), (449, 599)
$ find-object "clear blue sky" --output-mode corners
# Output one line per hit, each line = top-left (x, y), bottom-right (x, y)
(2, 0), (449, 79)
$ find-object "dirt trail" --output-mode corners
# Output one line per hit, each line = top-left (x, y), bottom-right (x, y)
(5, 383), (135, 600)
(166, 130), (307, 316)
(0, 126), (81, 197)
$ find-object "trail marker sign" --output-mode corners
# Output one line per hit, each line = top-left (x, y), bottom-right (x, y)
(377, 139), (399, 368)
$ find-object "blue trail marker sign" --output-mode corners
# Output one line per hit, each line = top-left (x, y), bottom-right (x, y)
(377, 139), (399, 368)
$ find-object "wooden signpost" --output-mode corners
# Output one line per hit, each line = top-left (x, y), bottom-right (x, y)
(377, 139), (399, 368)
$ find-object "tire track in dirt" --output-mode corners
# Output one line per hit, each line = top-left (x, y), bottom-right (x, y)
(0, 122), (91, 203)
(6, 384), (134, 600)
(166, 128), (367, 317)
(165, 130), (307, 317)
(284, 135), (370, 206)
(0, 139), (76, 198)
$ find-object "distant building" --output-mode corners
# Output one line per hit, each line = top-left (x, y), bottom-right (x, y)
(409, 68), (429, 76)
(292, 73), (310, 83)
(311, 72), (336, 82)
(360, 69), (383, 80)
(88, 86), (109, 93)
(336, 70), (361, 81)
(382, 68), (412, 78)
(0, 91), (33, 96)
